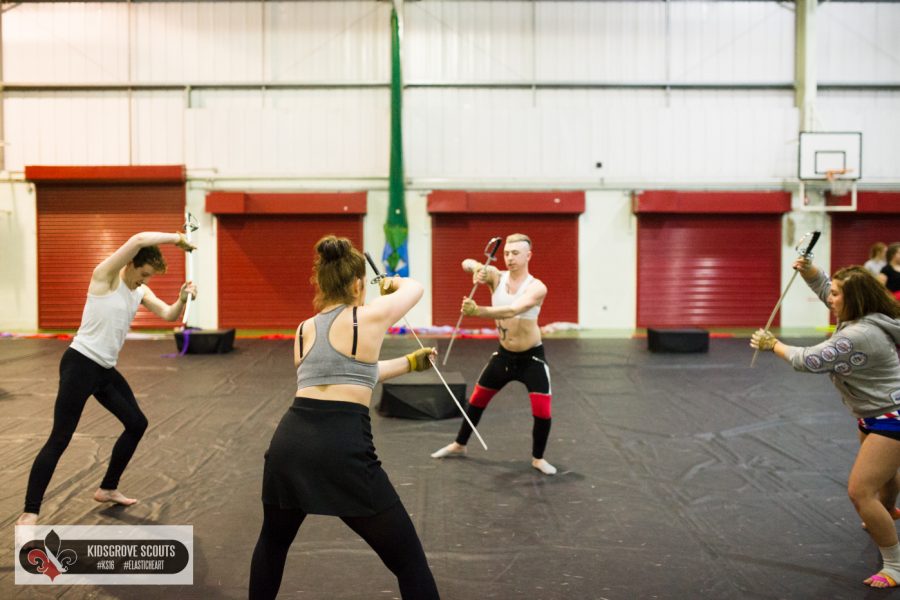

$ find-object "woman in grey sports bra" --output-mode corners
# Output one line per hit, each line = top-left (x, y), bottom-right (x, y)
(249, 235), (441, 600)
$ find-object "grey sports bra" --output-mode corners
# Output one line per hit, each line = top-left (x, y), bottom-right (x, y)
(296, 305), (379, 390)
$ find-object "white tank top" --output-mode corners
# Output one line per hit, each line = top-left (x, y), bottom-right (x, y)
(492, 271), (540, 321)
(70, 281), (146, 368)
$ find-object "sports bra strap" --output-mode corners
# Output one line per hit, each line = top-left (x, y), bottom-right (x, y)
(298, 320), (305, 358)
(351, 306), (358, 358)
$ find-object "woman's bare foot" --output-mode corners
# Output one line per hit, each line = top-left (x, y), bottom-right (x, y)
(531, 458), (558, 475)
(93, 488), (138, 506)
(864, 571), (899, 588)
(431, 442), (467, 458)
(16, 512), (38, 526)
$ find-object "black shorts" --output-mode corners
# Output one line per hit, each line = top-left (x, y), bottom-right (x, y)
(262, 397), (400, 517)
(477, 344), (551, 395)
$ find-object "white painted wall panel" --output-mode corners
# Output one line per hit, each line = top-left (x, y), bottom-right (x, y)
(3, 3), (129, 83)
(0, 183), (38, 330)
(817, 91), (900, 182)
(406, 2), (792, 84)
(406, 1), (533, 82)
(132, 91), (186, 165)
(4, 93), (130, 171)
(670, 2), (794, 83)
(819, 3), (900, 83)
(406, 89), (797, 184)
(579, 191), (636, 331)
(133, 2), (264, 82)
(4, 2), (388, 85)
(184, 89), (387, 176)
(267, 1), (388, 82)
(538, 1), (666, 82)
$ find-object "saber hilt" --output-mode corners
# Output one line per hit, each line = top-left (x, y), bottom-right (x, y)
(442, 237), (503, 366)
(364, 251), (488, 450)
(797, 230), (820, 259)
(365, 252), (388, 286)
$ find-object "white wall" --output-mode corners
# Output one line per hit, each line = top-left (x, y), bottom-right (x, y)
(184, 183), (217, 330)
(2, 1), (899, 332)
(405, 88), (798, 185)
(0, 182), (37, 330)
(579, 191), (637, 332)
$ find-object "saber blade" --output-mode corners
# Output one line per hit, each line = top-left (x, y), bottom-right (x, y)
(364, 251), (488, 450)
(442, 237), (503, 366)
(182, 212), (198, 326)
(750, 230), (821, 367)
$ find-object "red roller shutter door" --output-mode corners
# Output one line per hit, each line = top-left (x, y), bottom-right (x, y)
(211, 192), (365, 329)
(829, 193), (900, 324)
(831, 193), (900, 272)
(29, 166), (187, 330)
(635, 191), (790, 328)
(428, 191), (584, 327)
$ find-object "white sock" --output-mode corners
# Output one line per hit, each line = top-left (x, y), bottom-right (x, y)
(879, 543), (900, 581)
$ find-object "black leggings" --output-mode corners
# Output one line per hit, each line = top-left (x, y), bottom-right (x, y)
(23, 347), (148, 514)
(249, 501), (440, 600)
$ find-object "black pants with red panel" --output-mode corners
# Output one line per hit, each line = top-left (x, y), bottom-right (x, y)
(455, 344), (553, 459)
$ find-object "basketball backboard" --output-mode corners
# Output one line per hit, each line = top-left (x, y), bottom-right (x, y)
(798, 131), (862, 181)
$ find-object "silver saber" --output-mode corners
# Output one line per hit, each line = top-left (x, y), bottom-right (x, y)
(182, 212), (199, 326)
(365, 251), (488, 450)
(750, 230), (821, 367)
(442, 237), (503, 366)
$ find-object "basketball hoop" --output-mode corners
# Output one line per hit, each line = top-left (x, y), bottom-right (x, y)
(826, 168), (853, 197)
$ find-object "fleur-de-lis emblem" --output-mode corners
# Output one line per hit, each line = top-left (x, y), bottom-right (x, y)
(27, 549), (60, 581)
(27, 529), (79, 580)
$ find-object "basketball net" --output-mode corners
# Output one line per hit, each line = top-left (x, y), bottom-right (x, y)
(826, 168), (854, 197)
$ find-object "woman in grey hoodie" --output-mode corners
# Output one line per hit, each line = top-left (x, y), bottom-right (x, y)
(751, 258), (900, 589)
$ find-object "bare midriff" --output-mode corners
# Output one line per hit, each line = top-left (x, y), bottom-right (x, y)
(496, 316), (542, 352)
(295, 384), (373, 407)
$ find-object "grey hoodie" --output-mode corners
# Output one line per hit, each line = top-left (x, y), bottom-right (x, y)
(784, 270), (900, 419)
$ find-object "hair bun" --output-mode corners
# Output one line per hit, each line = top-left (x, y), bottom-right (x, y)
(317, 236), (351, 262)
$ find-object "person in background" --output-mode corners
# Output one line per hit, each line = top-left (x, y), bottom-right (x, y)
(865, 242), (887, 277)
(878, 242), (900, 300)
(17, 231), (196, 526)
(430, 233), (557, 476)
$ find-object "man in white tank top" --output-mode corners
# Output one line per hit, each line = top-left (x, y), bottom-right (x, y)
(431, 233), (557, 475)
(17, 231), (196, 525)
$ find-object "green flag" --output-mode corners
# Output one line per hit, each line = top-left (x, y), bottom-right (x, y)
(383, 6), (408, 276)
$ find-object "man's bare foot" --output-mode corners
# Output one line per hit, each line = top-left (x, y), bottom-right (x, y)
(16, 512), (38, 526)
(93, 488), (138, 506)
(532, 458), (557, 475)
(431, 442), (467, 458)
